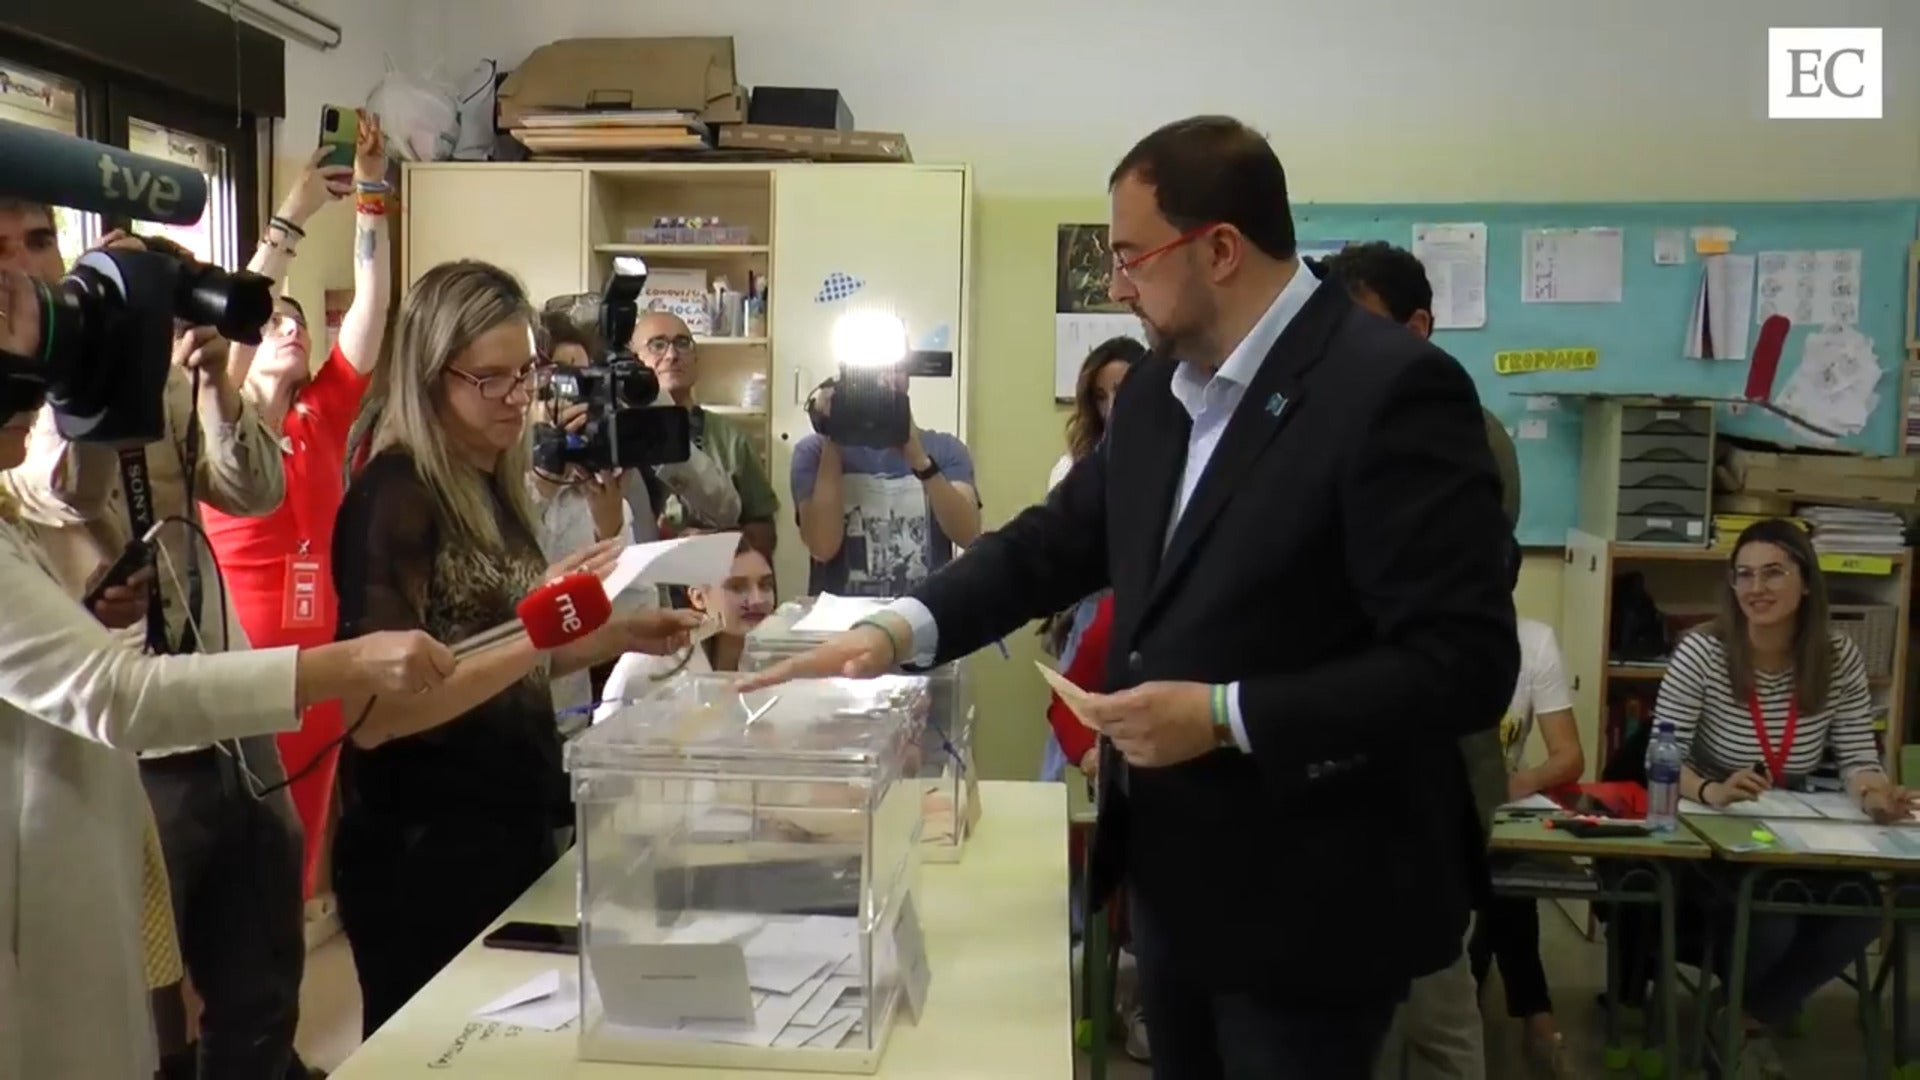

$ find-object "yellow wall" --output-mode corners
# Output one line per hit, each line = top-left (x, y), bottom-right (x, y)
(964, 194), (1567, 779)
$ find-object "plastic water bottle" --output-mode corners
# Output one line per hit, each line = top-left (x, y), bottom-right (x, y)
(1645, 721), (1683, 832)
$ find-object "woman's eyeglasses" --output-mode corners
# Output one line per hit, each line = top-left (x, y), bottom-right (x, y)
(1730, 563), (1794, 590)
(445, 360), (538, 400)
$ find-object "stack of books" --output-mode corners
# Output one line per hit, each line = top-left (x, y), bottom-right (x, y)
(1801, 505), (1908, 553)
(1713, 512), (1807, 548)
(511, 110), (707, 157)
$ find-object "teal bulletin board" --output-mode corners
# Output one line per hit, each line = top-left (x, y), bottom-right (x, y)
(1294, 201), (1918, 547)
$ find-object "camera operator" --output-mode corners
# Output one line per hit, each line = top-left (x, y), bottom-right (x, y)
(0, 266), (455, 1080)
(532, 298), (743, 550)
(792, 374), (981, 598)
(630, 309), (779, 553)
(0, 223), (310, 1080)
(201, 113), (388, 910)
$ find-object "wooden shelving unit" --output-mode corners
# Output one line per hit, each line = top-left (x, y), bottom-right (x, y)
(584, 165), (776, 459)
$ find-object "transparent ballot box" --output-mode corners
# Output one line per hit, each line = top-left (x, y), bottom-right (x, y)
(744, 596), (979, 862)
(566, 674), (932, 1073)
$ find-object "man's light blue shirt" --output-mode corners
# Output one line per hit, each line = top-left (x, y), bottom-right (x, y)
(887, 263), (1320, 753)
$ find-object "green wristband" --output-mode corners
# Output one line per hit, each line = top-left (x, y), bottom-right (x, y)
(1211, 683), (1231, 744)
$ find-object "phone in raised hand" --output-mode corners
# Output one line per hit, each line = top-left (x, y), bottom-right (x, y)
(318, 105), (358, 168)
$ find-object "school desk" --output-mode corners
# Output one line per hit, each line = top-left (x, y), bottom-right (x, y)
(1489, 810), (1713, 1076)
(329, 780), (1073, 1079)
(1683, 811), (1920, 1078)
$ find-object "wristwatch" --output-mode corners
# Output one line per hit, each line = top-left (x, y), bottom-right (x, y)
(911, 459), (941, 481)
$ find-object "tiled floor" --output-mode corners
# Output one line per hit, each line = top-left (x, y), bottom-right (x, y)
(297, 899), (1889, 1077)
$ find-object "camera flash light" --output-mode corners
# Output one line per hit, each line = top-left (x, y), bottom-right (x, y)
(832, 310), (908, 370)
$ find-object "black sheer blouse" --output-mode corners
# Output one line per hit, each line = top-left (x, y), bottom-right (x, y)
(331, 449), (566, 826)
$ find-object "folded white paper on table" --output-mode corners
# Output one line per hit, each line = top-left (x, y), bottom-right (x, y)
(472, 969), (579, 1031)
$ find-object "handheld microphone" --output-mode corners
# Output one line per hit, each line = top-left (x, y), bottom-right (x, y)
(0, 119), (210, 226)
(451, 573), (614, 659)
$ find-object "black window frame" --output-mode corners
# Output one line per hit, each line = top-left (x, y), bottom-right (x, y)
(0, 2), (286, 267)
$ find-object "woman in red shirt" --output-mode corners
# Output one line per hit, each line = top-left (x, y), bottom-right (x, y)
(201, 113), (391, 898)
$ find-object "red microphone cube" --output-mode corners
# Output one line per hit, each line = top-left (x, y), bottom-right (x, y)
(517, 573), (613, 649)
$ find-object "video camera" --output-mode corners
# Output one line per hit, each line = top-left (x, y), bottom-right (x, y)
(531, 258), (692, 475)
(811, 310), (952, 449)
(0, 120), (274, 445)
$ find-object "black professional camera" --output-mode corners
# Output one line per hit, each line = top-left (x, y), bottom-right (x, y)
(810, 315), (953, 449)
(0, 121), (273, 444)
(531, 261), (691, 475)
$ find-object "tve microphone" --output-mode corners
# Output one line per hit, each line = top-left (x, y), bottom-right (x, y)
(451, 574), (614, 659)
(0, 119), (210, 226)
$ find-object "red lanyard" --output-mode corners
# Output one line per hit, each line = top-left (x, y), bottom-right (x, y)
(1746, 691), (1799, 785)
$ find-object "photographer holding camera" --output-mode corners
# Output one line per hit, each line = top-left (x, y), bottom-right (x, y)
(0, 264), (455, 1080)
(628, 309), (779, 553)
(793, 371), (981, 598)
(0, 217), (315, 1079)
(532, 296), (743, 551)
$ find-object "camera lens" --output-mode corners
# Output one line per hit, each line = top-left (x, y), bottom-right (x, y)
(175, 262), (274, 347)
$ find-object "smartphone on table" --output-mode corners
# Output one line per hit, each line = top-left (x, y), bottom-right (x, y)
(482, 921), (579, 955)
(317, 105), (358, 168)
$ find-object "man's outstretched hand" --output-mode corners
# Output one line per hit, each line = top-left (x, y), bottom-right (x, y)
(735, 614), (908, 690)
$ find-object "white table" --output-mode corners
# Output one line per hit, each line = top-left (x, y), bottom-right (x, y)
(331, 780), (1074, 1078)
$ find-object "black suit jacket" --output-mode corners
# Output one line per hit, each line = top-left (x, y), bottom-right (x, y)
(912, 271), (1518, 1003)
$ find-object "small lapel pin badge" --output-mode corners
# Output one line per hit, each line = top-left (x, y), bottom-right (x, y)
(1265, 393), (1288, 418)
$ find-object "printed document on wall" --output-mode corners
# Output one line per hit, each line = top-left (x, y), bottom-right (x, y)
(1522, 228), (1624, 304)
(1772, 327), (1883, 445)
(1410, 223), (1487, 329)
(1756, 250), (1861, 326)
(1682, 254), (1756, 360)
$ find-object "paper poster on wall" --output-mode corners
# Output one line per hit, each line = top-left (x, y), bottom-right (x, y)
(1653, 229), (1687, 265)
(1772, 327), (1883, 445)
(1055, 224), (1146, 400)
(814, 271), (865, 304)
(1683, 254), (1756, 360)
(1522, 228), (1624, 303)
(1492, 348), (1598, 375)
(1410, 223), (1488, 329)
(1516, 419), (1549, 440)
(1756, 250), (1861, 327)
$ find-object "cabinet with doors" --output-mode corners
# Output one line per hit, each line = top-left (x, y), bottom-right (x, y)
(399, 161), (973, 598)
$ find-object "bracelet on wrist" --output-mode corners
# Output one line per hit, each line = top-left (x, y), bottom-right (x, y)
(269, 215), (306, 238)
(1210, 683), (1234, 749)
(852, 616), (904, 666)
(353, 178), (392, 193)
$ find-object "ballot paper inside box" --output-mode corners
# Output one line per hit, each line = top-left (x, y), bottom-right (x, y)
(743, 596), (980, 863)
(565, 673), (931, 1073)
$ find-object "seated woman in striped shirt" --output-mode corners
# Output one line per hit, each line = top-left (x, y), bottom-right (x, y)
(1655, 517), (1914, 1072)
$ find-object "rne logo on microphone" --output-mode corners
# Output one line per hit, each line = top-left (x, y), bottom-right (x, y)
(1768, 27), (1882, 119)
(555, 590), (583, 635)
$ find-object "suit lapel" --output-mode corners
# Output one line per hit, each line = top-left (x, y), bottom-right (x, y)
(1143, 279), (1352, 614)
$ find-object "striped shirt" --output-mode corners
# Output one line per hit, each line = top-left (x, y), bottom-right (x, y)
(1653, 630), (1881, 782)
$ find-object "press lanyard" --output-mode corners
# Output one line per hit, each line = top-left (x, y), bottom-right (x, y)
(1746, 691), (1799, 785)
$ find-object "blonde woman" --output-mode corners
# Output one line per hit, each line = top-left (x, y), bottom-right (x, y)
(328, 260), (702, 1035)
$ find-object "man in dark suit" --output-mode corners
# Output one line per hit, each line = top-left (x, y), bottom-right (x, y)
(744, 115), (1519, 1079)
